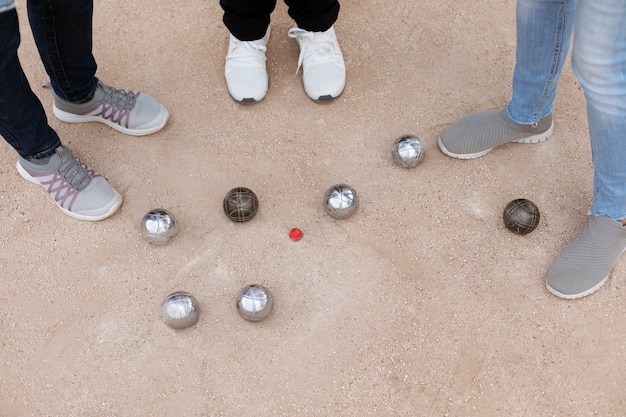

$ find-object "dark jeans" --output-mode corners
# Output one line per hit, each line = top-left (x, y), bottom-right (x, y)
(220, 0), (340, 41)
(0, 0), (97, 159)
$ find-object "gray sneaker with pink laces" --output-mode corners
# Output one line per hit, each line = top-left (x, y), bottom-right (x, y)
(52, 80), (169, 136)
(16, 145), (121, 221)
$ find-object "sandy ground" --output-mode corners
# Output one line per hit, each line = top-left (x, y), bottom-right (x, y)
(1, 0), (625, 416)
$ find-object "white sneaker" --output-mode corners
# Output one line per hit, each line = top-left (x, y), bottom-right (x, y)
(287, 25), (346, 101)
(224, 28), (270, 102)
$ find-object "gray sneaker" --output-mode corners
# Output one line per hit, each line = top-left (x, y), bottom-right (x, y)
(52, 81), (169, 136)
(16, 145), (122, 221)
(547, 215), (626, 299)
(438, 108), (554, 159)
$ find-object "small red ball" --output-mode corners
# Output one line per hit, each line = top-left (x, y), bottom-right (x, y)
(289, 228), (303, 241)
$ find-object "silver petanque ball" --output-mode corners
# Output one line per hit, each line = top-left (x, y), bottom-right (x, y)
(324, 184), (359, 219)
(236, 284), (274, 322)
(391, 134), (426, 168)
(161, 291), (200, 329)
(141, 208), (178, 245)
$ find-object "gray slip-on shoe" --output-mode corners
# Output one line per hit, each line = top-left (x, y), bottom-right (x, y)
(547, 215), (626, 299)
(439, 108), (553, 159)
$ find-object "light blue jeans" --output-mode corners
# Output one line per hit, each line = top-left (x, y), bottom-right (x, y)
(0, 0), (15, 12)
(507, 0), (626, 221)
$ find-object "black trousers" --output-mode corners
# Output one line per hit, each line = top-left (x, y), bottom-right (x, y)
(220, 0), (340, 41)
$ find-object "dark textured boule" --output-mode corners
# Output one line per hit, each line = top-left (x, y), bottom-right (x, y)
(223, 187), (259, 223)
(503, 198), (540, 235)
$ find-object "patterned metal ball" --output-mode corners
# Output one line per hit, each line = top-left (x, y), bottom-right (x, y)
(503, 198), (540, 235)
(141, 208), (178, 245)
(391, 134), (426, 168)
(236, 284), (274, 322)
(160, 291), (200, 329)
(223, 187), (259, 223)
(324, 184), (359, 219)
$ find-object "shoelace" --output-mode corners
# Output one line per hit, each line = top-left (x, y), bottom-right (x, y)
(55, 147), (93, 192)
(100, 83), (138, 110)
(35, 147), (97, 211)
(226, 37), (268, 67)
(287, 28), (342, 74)
(94, 83), (139, 128)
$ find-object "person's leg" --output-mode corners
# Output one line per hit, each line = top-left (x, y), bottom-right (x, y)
(0, 9), (121, 221)
(284, 0), (339, 32)
(0, 8), (60, 159)
(27, 0), (168, 135)
(27, 0), (96, 102)
(574, 6), (626, 222)
(286, 0), (345, 101)
(546, 0), (626, 299)
(508, 0), (576, 125)
(438, 0), (576, 159)
(221, 0), (276, 41)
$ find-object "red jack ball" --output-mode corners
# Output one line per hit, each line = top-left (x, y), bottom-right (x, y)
(289, 228), (303, 241)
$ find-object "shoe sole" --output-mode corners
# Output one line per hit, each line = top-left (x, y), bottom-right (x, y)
(546, 275), (610, 299)
(438, 121), (554, 160)
(228, 79), (269, 103)
(53, 104), (170, 136)
(315, 94), (338, 102)
(230, 91), (267, 103)
(308, 87), (344, 102)
(306, 78), (345, 102)
(546, 246), (626, 299)
(16, 160), (122, 221)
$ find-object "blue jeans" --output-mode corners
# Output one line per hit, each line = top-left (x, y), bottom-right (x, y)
(0, 0), (15, 13)
(507, 0), (626, 221)
(0, 0), (97, 159)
